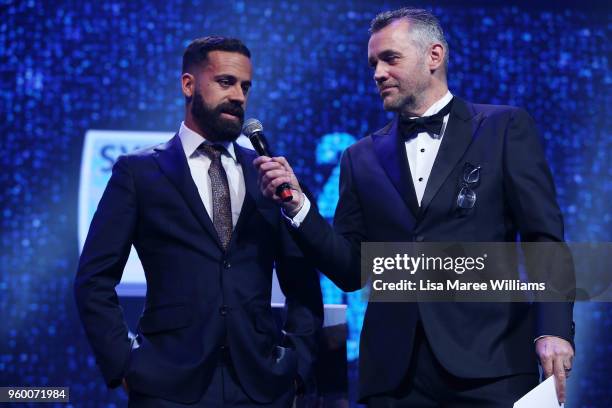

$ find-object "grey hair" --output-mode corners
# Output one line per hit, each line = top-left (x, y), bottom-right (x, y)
(369, 8), (449, 71)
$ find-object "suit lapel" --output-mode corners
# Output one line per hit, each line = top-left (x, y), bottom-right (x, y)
(153, 134), (223, 249)
(231, 143), (258, 240)
(418, 98), (484, 217)
(372, 118), (420, 218)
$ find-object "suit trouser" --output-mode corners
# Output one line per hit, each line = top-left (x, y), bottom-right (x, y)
(367, 323), (538, 408)
(128, 351), (295, 408)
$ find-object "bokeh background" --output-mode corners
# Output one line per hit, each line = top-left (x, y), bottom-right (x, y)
(1, 0), (610, 406)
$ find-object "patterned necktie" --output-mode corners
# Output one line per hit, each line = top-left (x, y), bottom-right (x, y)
(199, 144), (232, 251)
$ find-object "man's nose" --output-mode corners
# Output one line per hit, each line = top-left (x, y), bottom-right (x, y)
(373, 64), (388, 84)
(229, 85), (246, 105)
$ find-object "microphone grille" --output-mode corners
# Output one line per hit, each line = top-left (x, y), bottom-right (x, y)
(242, 118), (263, 137)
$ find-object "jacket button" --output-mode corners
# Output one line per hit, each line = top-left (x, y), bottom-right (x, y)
(223, 260), (231, 269)
(415, 235), (425, 242)
(220, 306), (229, 316)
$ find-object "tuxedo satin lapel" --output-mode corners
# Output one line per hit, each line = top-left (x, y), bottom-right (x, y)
(153, 134), (222, 249)
(372, 118), (420, 218)
(418, 98), (484, 217)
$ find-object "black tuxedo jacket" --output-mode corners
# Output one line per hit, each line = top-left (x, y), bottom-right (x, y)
(291, 97), (574, 400)
(74, 134), (323, 404)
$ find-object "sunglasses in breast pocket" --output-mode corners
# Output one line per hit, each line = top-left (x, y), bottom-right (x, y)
(456, 163), (481, 209)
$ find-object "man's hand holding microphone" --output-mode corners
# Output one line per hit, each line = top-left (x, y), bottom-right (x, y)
(244, 119), (305, 217)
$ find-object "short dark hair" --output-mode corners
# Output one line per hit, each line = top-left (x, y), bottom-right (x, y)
(369, 8), (449, 70)
(182, 36), (251, 73)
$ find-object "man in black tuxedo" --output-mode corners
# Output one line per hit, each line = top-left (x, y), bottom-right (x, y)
(255, 8), (574, 407)
(75, 36), (322, 407)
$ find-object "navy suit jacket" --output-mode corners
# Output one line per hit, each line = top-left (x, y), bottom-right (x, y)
(290, 97), (574, 400)
(74, 134), (323, 404)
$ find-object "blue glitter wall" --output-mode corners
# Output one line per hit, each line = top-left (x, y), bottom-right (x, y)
(1, 0), (610, 406)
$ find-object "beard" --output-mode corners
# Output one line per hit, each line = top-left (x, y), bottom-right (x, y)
(383, 91), (416, 113)
(382, 64), (431, 115)
(384, 81), (429, 116)
(191, 90), (244, 143)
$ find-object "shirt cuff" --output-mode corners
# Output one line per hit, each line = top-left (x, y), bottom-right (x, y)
(534, 335), (555, 343)
(282, 195), (311, 228)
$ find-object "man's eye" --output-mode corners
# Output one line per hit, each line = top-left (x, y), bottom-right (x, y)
(219, 79), (232, 86)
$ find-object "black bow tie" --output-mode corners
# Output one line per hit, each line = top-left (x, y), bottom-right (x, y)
(399, 98), (454, 139)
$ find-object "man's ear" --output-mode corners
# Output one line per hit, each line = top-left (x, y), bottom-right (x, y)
(428, 43), (445, 73)
(181, 73), (195, 98)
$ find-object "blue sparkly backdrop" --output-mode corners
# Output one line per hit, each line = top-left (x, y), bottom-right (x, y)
(1, 0), (610, 406)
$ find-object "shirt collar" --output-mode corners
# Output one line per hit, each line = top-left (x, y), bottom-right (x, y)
(178, 121), (237, 161)
(420, 90), (454, 117)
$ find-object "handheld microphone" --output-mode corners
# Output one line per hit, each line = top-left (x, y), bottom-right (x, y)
(242, 118), (293, 202)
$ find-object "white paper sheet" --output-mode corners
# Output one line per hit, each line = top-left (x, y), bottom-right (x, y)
(514, 376), (564, 408)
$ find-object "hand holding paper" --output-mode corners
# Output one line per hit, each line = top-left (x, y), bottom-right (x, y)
(535, 336), (574, 403)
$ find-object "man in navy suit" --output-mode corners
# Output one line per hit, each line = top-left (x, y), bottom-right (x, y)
(256, 8), (574, 407)
(75, 36), (323, 407)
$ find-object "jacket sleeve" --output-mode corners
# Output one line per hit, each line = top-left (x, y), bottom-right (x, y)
(275, 202), (324, 394)
(74, 155), (136, 387)
(502, 108), (575, 346)
(289, 149), (367, 292)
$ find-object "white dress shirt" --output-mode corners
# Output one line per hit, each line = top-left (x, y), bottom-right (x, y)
(178, 122), (245, 228)
(405, 91), (453, 205)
